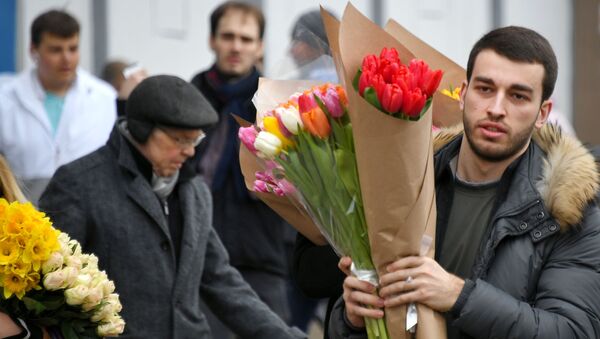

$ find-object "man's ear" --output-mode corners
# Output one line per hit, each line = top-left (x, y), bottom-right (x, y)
(458, 80), (468, 111)
(256, 40), (264, 60)
(30, 44), (39, 62)
(535, 99), (552, 129)
(209, 35), (216, 52)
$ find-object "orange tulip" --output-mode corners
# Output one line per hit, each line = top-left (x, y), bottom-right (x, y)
(301, 108), (331, 138)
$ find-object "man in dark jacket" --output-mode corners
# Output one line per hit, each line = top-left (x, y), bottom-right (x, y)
(190, 1), (291, 330)
(330, 26), (600, 338)
(39, 75), (305, 339)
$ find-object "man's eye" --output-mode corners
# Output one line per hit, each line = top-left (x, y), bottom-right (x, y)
(512, 93), (529, 101)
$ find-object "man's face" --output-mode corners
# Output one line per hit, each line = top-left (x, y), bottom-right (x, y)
(210, 9), (263, 77)
(460, 49), (551, 162)
(139, 127), (204, 177)
(31, 33), (80, 89)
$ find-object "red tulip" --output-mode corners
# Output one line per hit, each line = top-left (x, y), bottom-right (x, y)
(422, 69), (443, 97)
(380, 47), (400, 64)
(381, 84), (403, 113)
(298, 91), (318, 113)
(401, 88), (427, 117)
(409, 59), (443, 97)
(362, 55), (379, 74)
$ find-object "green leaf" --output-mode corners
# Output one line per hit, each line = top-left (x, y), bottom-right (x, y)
(334, 149), (358, 198)
(363, 87), (383, 111)
(61, 322), (79, 339)
(22, 297), (46, 315)
(353, 69), (362, 91)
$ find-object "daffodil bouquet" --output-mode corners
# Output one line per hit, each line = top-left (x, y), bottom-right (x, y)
(0, 199), (124, 338)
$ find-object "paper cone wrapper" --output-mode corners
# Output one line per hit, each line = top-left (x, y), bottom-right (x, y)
(383, 20), (464, 128)
(324, 4), (447, 338)
(236, 79), (329, 246)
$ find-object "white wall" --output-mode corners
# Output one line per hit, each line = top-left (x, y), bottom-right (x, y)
(105, 0), (222, 81)
(14, 0), (573, 120)
(383, 0), (491, 69)
(17, 0), (94, 72)
(502, 0), (572, 120)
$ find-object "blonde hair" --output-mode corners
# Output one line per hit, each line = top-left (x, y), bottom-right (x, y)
(0, 155), (26, 202)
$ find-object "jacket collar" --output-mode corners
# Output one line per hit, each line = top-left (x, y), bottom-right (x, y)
(434, 123), (599, 231)
(107, 127), (170, 238)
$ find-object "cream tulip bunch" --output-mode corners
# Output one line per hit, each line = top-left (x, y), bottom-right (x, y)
(42, 233), (125, 337)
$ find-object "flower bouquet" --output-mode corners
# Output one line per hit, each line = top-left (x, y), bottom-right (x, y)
(240, 81), (392, 338)
(0, 199), (124, 338)
(320, 4), (448, 338)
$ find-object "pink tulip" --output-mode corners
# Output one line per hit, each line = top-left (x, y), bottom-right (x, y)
(317, 86), (345, 118)
(238, 126), (258, 154)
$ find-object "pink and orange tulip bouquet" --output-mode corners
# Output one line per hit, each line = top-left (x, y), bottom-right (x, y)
(238, 83), (377, 281)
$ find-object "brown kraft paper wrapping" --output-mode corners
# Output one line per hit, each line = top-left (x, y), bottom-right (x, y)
(383, 20), (464, 128)
(236, 80), (328, 246)
(323, 4), (447, 339)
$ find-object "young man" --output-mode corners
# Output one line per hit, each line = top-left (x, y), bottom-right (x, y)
(0, 10), (116, 204)
(39, 75), (305, 339)
(191, 1), (291, 328)
(331, 26), (600, 339)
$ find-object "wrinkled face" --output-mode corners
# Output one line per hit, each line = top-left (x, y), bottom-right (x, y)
(210, 9), (263, 77)
(138, 127), (204, 177)
(460, 50), (551, 162)
(31, 33), (79, 89)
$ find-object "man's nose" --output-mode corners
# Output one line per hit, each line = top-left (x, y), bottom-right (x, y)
(487, 92), (507, 118)
(182, 145), (195, 157)
(231, 37), (243, 51)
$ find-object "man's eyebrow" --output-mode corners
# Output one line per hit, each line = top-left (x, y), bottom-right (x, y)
(473, 76), (533, 93)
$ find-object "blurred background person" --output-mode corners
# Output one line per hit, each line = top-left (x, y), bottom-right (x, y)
(100, 59), (127, 92)
(289, 10), (338, 82)
(101, 59), (148, 117)
(0, 9), (116, 205)
(190, 1), (291, 337)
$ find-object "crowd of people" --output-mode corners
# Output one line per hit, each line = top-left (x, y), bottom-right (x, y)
(1, 2), (600, 339)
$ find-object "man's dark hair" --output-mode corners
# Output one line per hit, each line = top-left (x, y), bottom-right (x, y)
(31, 10), (80, 46)
(466, 26), (558, 102)
(210, 1), (265, 39)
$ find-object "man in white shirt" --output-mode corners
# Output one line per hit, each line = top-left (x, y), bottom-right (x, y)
(0, 9), (116, 204)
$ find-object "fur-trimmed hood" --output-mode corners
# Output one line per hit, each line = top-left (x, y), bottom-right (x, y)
(433, 123), (599, 231)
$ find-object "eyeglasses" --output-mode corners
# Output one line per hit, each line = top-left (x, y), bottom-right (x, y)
(157, 127), (206, 148)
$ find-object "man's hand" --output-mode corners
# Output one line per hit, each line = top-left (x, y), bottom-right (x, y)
(338, 257), (385, 328)
(379, 256), (464, 312)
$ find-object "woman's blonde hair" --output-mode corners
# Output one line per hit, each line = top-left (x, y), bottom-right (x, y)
(0, 155), (26, 202)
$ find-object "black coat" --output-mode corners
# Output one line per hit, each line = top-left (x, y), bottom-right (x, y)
(330, 125), (600, 339)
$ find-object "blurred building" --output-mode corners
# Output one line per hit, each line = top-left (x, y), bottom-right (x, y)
(2, 0), (598, 144)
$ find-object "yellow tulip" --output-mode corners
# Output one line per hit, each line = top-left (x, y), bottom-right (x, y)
(263, 116), (293, 149)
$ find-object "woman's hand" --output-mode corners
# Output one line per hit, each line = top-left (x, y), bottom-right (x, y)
(0, 312), (22, 338)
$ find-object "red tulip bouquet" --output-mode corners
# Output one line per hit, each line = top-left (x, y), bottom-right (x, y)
(320, 4), (450, 339)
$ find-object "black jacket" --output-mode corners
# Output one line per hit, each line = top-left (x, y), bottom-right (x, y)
(40, 127), (304, 338)
(330, 124), (600, 339)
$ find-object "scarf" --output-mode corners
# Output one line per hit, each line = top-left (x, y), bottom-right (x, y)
(117, 119), (179, 200)
(194, 65), (260, 199)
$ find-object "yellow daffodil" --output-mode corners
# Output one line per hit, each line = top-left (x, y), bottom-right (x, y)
(0, 241), (20, 265)
(2, 272), (29, 299)
(441, 86), (461, 101)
